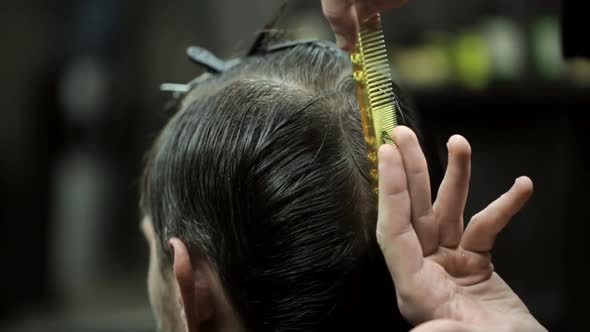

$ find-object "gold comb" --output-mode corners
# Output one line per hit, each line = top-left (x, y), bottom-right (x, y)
(350, 15), (398, 193)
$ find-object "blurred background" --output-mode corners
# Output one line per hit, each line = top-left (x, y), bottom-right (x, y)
(0, 0), (588, 331)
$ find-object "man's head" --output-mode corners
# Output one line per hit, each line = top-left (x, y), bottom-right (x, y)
(140, 40), (417, 331)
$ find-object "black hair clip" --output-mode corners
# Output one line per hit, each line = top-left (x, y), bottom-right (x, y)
(160, 1), (321, 95)
(263, 38), (320, 53)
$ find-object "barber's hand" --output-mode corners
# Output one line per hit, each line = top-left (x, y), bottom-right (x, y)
(321, 0), (408, 50)
(377, 126), (547, 332)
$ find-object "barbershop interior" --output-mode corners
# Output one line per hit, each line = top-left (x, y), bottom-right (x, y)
(1, 0), (588, 331)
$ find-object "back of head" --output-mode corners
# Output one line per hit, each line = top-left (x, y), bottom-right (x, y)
(142, 40), (415, 331)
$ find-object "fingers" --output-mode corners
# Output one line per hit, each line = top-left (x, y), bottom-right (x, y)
(461, 177), (534, 252)
(321, 0), (358, 50)
(376, 143), (424, 285)
(322, 0), (409, 50)
(354, 1), (380, 26)
(410, 319), (480, 332)
(410, 318), (539, 332)
(355, 0), (408, 23)
(392, 126), (438, 256)
(434, 135), (471, 248)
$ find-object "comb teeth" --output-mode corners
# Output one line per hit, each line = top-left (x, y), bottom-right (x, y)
(351, 19), (398, 191)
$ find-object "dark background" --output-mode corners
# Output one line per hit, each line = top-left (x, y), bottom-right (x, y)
(0, 0), (588, 331)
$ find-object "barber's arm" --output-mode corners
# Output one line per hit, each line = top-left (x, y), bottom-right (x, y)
(376, 126), (547, 332)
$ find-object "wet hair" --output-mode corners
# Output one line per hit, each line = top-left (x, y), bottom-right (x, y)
(140, 39), (422, 331)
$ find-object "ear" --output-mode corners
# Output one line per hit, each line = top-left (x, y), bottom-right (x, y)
(169, 238), (215, 332)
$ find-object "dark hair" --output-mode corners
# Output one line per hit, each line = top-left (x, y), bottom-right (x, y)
(141, 40), (419, 331)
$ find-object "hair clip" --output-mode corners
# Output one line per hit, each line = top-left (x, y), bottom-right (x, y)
(160, 83), (191, 93)
(264, 39), (321, 53)
(159, 45), (241, 96)
(247, 0), (290, 56)
(186, 46), (241, 73)
(160, 73), (213, 95)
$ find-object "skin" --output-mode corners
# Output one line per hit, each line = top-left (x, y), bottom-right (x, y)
(141, 218), (241, 332)
(377, 126), (547, 332)
(140, 127), (547, 331)
(320, 1), (548, 328)
(142, 219), (186, 332)
(320, 0), (408, 50)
